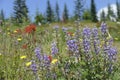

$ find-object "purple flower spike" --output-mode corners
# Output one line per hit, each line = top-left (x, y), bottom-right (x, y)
(92, 28), (100, 54)
(83, 39), (91, 53)
(92, 28), (98, 38)
(34, 47), (42, 61)
(107, 47), (117, 60)
(62, 27), (68, 32)
(101, 23), (107, 34)
(43, 54), (49, 61)
(43, 54), (50, 67)
(67, 39), (79, 53)
(31, 62), (37, 74)
(83, 27), (91, 38)
(51, 42), (58, 56)
(53, 25), (59, 30)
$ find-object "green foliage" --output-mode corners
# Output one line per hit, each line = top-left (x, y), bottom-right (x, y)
(74, 0), (84, 20)
(0, 9), (5, 26)
(116, 0), (120, 21)
(90, 0), (98, 22)
(55, 2), (60, 22)
(35, 14), (45, 25)
(0, 21), (119, 80)
(13, 0), (29, 24)
(35, 9), (45, 25)
(82, 9), (91, 20)
(0, 10), (5, 21)
(46, 0), (54, 23)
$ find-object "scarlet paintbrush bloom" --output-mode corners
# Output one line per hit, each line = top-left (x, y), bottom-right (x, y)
(48, 55), (52, 62)
(67, 32), (74, 36)
(22, 44), (27, 49)
(24, 24), (36, 34)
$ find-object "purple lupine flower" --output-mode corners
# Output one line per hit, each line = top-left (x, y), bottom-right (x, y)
(107, 47), (117, 60)
(93, 40), (100, 54)
(92, 28), (99, 38)
(92, 28), (100, 54)
(83, 27), (91, 38)
(53, 25), (59, 30)
(83, 39), (91, 53)
(62, 27), (68, 32)
(82, 28), (91, 54)
(100, 23), (107, 35)
(31, 62), (37, 74)
(43, 54), (51, 67)
(67, 39), (79, 53)
(34, 47), (42, 61)
(51, 42), (58, 56)
(106, 47), (117, 73)
(43, 54), (49, 61)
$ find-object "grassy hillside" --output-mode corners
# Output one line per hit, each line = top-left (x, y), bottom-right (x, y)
(0, 21), (120, 80)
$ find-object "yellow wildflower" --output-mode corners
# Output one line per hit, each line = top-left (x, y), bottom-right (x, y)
(72, 33), (75, 36)
(114, 38), (118, 40)
(51, 59), (58, 64)
(0, 53), (2, 56)
(65, 47), (68, 50)
(14, 30), (17, 33)
(79, 39), (83, 42)
(7, 28), (9, 30)
(7, 32), (10, 35)
(100, 45), (102, 48)
(26, 62), (32, 67)
(17, 38), (22, 41)
(20, 55), (27, 59)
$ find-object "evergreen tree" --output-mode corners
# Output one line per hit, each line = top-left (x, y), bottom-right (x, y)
(100, 10), (106, 22)
(51, 9), (55, 22)
(35, 9), (40, 24)
(13, 0), (29, 24)
(107, 4), (114, 20)
(55, 1), (60, 22)
(74, 0), (84, 20)
(116, 0), (120, 21)
(0, 10), (5, 22)
(62, 3), (69, 22)
(21, 0), (29, 21)
(35, 9), (45, 25)
(0, 10), (5, 26)
(0, 10), (5, 21)
(82, 9), (91, 20)
(46, 0), (53, 23)
(35, 14), (45, 25)
(90, 0), (98, 22)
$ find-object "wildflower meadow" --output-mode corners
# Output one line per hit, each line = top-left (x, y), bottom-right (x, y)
(0, 0), (120, 80)
(0, 21), (120, 80)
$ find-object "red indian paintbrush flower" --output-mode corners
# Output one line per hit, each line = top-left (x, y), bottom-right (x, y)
(67, 32), (74, 36)
(48, 55), (52, 62)
(24, 24), (36, 34)
(22, 44), (27, 49)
